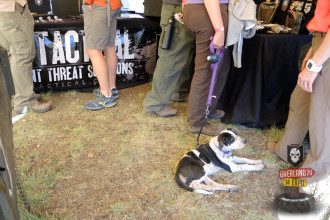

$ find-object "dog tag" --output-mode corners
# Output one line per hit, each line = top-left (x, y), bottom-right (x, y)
(228, 157), (233, 162)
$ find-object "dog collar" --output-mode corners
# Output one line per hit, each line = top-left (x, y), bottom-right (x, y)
(215, 143), (232, 156)
(221, 149), (230, 154)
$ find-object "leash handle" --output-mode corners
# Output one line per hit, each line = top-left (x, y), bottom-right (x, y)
(207, 37), (224, 106)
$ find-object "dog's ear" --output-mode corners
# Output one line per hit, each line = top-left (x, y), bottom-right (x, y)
(226, 128), (237, 135)
(218, 132), (235, 146)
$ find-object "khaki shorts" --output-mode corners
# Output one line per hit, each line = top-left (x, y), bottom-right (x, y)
(83, 4), (120, 50)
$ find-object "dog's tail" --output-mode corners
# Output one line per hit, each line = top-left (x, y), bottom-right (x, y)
(175, 173), (194, 192)
(175, 173), (214, 195)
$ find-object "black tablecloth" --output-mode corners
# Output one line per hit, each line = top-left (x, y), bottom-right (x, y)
(218, 33), (312, 128)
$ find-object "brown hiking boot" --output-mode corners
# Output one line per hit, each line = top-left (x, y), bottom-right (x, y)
(11, 93), (42, 109)
(208, 110), (225, 119)
(31, 101), (52, 113)
(15, 101), (52, 114)
(188, 122), (222, 136)
(149, 106), (177, 118)
(35, 93), (42, 101)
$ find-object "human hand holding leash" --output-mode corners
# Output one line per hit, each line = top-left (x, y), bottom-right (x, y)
(213, 31), (225, 49)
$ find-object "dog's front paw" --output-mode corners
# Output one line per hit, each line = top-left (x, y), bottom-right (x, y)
(253, 160), (263, 164)
(228, 185), (238, 192)
(255, 164), (265, 171)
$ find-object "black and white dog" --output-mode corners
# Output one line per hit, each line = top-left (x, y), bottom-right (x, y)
(175, 128), (264, 194)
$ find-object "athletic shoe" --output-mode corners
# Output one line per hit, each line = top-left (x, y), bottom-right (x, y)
(84, 93), (116, 110)
(93, 88), (119, 99)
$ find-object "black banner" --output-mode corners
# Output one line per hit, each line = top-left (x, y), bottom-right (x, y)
(33, 18), (160, 92)
(27, 0), (51, 14)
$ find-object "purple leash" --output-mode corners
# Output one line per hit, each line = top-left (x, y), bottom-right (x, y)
(207, 37), (225, 106)
(197, 37), (225, 146)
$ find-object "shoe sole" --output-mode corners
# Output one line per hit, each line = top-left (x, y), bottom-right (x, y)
(145, 109), (177, 118)
(32, 107), (52, 113)
(84, 102), (116, 111)
(152, 111), (177, 118)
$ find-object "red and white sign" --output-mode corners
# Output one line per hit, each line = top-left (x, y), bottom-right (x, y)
(279, 168), (315, 179)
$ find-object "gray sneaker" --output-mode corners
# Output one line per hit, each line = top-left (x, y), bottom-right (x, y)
(84, 93), (116, 110)
(93, 88), (119, 99)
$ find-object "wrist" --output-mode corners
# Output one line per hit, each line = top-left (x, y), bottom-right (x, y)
(215, 27), (224, 33)
(306, 59), (322, 73)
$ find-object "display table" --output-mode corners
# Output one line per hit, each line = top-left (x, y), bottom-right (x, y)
(32, 14), (161, 92)
(218, 33), (312, 128)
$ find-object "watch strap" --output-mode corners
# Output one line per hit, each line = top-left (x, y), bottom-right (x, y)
(307, 59), (322, 73)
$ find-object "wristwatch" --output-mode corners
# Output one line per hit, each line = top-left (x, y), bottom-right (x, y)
(306, 59), (322, 73)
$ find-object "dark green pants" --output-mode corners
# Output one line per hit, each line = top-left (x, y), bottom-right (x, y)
(0, 3), (36, 112)
(144, 4), (194, 112)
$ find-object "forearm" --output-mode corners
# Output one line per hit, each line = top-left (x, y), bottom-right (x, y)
(312, 28), (330, 67)
(204, 0), (223, 30)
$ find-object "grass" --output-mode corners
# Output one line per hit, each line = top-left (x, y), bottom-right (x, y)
(265, 125), (285, 142)
(12, 83), (300, 219)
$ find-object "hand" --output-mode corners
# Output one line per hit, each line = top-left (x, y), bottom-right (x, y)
(212, 31), (224, 49)
(178, 13), (183, 21)
(301, 47), (312, 71)
(297, 68), (318, 92)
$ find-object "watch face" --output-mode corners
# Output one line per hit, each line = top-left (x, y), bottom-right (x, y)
(307, 62), (313, 69)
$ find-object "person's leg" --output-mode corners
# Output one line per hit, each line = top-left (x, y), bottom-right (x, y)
(144, 4), (194, 114)
(104, 46), (117, 91)
(0, 4), (51, 113)
(171, 48), (195, 102)
(209, 4), (229, 117)
(84, 49), (116, 110)
(302, 34), (330, 185)
(87, 49), (111, 96)
(273, 85), (310, 161)
(184, 4), (221, 135)
(83, 4), (116, 110)
(0, 5), (35, 109)
(104, 7), (120, 93)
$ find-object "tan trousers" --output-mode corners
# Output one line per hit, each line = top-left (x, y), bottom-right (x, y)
(0, 3), (37, 112)
(184, 4), (230, 126)
(275, 33), (330, 184)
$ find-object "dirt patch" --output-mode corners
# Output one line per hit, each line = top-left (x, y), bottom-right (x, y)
(13, 83), (289, 219)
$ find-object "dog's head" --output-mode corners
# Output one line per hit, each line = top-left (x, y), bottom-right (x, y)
(217, 128), (247, 152)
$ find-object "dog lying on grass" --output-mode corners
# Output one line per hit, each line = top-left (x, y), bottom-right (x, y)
(175, 128), (264, 194)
